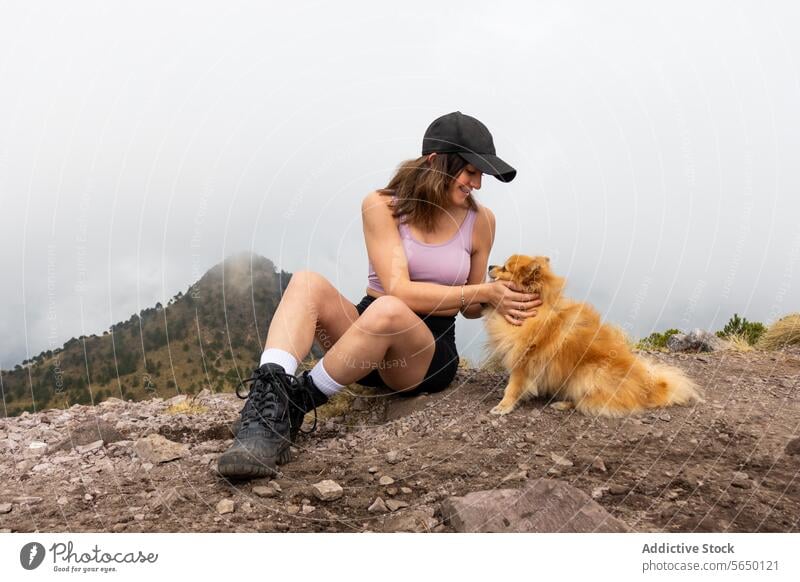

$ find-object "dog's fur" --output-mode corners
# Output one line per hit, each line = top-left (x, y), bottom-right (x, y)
(484, 255), (701, 417)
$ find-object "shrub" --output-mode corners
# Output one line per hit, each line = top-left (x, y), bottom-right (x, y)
(716, 313), (766, 346)
(637, 328), (682, 350)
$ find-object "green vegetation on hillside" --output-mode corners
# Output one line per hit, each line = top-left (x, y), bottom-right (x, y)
(0, 253), (311, 416)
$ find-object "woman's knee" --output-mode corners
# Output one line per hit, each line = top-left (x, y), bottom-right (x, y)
(360, 295), (413, 334)
(286, 270), (335, 303)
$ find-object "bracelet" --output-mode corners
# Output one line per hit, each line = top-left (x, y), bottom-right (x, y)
(460, 285), (466, 312)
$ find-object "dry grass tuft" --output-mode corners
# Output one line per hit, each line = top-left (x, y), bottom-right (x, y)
(303, 383), (377, 424)
(726, 333), (754, 352)
(165, 399), (209, 415)
(756, 313), (800, 351)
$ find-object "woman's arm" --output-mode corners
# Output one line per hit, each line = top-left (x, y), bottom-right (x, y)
(362, 191), (492, 313)
(460, 205), (496, 319)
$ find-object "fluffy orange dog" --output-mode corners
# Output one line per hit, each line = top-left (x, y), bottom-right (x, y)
(484, 255), (701, 417)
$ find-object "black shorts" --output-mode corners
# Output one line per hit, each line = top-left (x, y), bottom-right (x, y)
(352, 294), (459, 396)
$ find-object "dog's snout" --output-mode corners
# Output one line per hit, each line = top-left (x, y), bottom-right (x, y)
(488, 265), (498, 274)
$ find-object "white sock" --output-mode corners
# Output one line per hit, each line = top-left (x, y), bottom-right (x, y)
(309, 357), (345, 397)
(260, 348), (298, 375)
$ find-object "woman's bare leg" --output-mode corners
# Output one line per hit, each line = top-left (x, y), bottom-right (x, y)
(263, 271), (436, 390)
(264, 270), (359, 361)
(218, 277), (438, 479)
(323, 295), (436, 391)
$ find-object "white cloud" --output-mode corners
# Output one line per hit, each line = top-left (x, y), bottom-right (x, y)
(1, 1), (799, 367)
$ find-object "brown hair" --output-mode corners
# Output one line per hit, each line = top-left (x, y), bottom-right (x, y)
(378, 154), (478, 233)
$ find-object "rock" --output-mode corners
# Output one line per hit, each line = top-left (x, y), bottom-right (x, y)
(386, 499), (409, 512)
(367, 466), (379, 474)
(12, 496), (43, 505)
(252, 486), (276, 498)
(286, 504), (300, 515)
(731, 471), (751, 489)
(216, 499), (235, 515)
(76, 440), (104, 455)
(386, 451), (400, 464)
(591, 457), (607, 473)
(608, 484), (629, 495)
(379, 475), (395, 486)
(133, 434), (188, 464)
(400, 487), (412, 494)
(550, 453), (573, 467)
(301, 505), (316, 514)
(311, 479), (343, 501)
(0, 503), (11, 514)
(785, 437), (800, 456)
(501, 470), (528, 483)
(591, 487), (609, 499)
(1, 439), (19, 451)
(166, 394), (189, 406)
(440, 480), (629, 533)
(383, 508), (438, 533)
(368, 497), (389, 513)
(667, 329), (728, 353)
(49, 419), (126, 452)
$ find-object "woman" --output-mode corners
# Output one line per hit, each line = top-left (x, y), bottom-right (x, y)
(218, 112), (542, 479)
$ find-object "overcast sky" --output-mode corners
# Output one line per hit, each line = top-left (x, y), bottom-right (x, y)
(2, 0), (799, 369)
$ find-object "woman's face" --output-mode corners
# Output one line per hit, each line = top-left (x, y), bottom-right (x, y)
(448, 164), (482, 208)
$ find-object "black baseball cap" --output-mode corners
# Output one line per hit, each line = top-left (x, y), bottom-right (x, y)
(421, 111), (517, 182)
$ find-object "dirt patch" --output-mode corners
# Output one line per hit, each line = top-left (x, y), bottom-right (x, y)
(1, 347), (798, 533)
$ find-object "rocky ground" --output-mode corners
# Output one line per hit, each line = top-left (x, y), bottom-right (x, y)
(1, 347), (799, 533)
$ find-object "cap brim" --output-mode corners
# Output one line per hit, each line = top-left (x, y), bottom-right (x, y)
(459, 152), (517, 183)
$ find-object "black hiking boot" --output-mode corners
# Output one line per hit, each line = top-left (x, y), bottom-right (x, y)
(288, 370), (329, 440)
(217, 363), (328, 479)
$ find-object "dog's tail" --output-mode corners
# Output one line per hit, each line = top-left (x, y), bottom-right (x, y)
(645, 361), (703, 408)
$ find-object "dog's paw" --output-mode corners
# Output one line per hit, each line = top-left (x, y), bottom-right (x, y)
(490, 401), (516, 415)
(549, 401), (574, 412)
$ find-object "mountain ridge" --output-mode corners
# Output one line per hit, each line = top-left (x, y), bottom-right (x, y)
(1, 252), (295, 416)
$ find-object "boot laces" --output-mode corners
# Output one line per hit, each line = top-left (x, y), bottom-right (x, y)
(236, 366), (321, 435)
(236, 366), (296, 432)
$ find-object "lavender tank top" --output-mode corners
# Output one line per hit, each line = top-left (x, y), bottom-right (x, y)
(367, 203), (478, 293)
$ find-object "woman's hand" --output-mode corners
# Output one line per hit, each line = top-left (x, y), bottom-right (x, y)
(487, 280), (542, 326)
